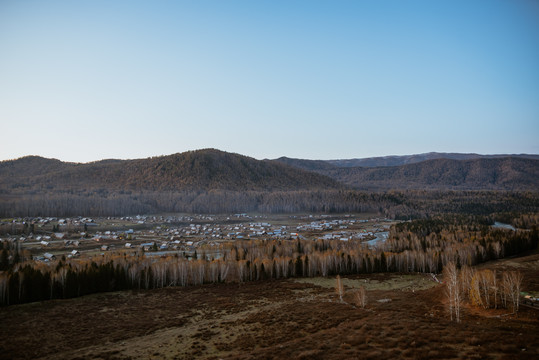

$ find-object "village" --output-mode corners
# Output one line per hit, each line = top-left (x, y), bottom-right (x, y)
(0, 213), (394, 263)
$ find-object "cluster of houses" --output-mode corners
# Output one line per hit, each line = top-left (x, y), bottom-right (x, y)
(2, 214), (393, 262)
(293, 218), (387, 242)
(295, 218), (371, 232)
(111, 214), (219, 225)
(4, 216), (97, 227)
(0, 233), (75, 247)
(24, 218), (290, 261)
(225, 222), (287, 239)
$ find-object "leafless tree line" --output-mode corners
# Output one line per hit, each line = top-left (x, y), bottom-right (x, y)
(444, 262), (523, 322)
(2, 190), (537, 219)
(1, 215), (535, 306)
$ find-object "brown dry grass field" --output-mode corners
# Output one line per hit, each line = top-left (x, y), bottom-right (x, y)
(1, 252), (538, 360)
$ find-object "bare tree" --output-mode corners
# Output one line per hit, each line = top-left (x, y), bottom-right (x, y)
(503, 271), (523, 314)
(0, 273), (8, 305)
(469, 272), (483, 308)
(219, 260), (230, 282)
(492, 269), (498, 309)
(478, 270), (495, 309)
(443, 262), (461, 322)
(354, 285), (367, 308)
(238, 260), (247, 283)
(335, 275), (344, 302)
(459, 265), (474, 297)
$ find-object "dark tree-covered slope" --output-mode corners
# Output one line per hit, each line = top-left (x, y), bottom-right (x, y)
(318, 157), (539, 191)
(326, 152), (539, 168)
(0, 149), (341, 193)
(273, 157), (338, 171)
(1, 150), (538, 217)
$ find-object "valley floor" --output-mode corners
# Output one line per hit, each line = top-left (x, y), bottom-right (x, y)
(1, 253), (539, 360)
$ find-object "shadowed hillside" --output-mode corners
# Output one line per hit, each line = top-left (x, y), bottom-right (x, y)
(0, 156), (74, 179)
(326, 152), (539, 168)
(0, 149), (341, 193)
(273, 157), (338, 171)
(319, 157), (539, 191)
(1, 150), (538, 217)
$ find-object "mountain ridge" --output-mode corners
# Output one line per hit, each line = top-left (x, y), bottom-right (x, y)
(315, 157), (539, 191)
(273, 152), (539, 170)
(327, 152), (539, 168)
(1, 150), (538, 194)
(1, 149), (538, 217)
(0, 149), (342, 193)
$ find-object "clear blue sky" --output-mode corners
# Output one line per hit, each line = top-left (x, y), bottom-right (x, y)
(1, 0), (538, 162)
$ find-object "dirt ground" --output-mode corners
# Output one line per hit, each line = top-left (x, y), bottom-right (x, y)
(1, 253), (539, 360)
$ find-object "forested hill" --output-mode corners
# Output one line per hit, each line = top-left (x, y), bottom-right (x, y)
(0, 156), (73, 178)
(0, 149), (341, 192)
(274, 157), (338, 171)
(317, 157), (539, 191)
(2, 151), (538, 194)
(326, 152), (539, 168)
(1, 150), (538, 217)
(273, 153), (539, 171)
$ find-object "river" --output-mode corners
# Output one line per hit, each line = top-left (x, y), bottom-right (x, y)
(492, 222), (516, 231)
(365, 231), (389, 247)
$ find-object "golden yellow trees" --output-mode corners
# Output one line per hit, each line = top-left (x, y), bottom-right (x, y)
(469, 272), (484, 308)
(469, 270), (496, 309)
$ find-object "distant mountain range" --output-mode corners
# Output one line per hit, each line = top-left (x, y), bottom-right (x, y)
(276, 152), (539, 170)
(273, 153), (539, 191)
(1, 149), (538, 194)
(319, 157), (539, 191)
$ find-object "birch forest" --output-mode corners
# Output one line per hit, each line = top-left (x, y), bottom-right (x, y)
(1, 214), (536, 306)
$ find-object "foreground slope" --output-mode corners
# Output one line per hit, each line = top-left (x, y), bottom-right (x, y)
(1, 262), (538, 359)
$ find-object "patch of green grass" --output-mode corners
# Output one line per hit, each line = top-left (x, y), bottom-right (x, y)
(292, 274), (438, 291)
